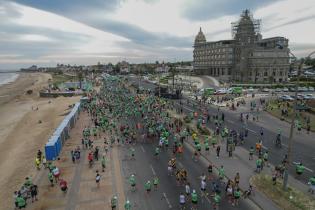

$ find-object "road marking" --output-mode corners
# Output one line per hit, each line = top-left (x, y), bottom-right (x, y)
(226, 119), (234, 124)
(281, 144), (288, 148)
(293, 162), (314, 173)
(150, 164), (156, 175)
(140, 145), (145, 152)
(248, 128), (257, 134)
(262, 145), (268, 150)
(163, 192), (172, 208)
(182, 105), (193, 112)
(178, 161), (184, 168)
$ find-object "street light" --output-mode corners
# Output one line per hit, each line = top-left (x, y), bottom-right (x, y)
(283, 50), (315, 190)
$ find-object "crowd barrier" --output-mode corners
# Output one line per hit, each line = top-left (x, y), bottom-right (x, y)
(45, 102), (81, 160)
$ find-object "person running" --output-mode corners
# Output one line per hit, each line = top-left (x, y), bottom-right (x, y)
(212, 192), (221, 210)
(256, 157), (262, 173)
(308, 176), (315, 194)
(208, 164), (213, 180)
(233, 188), (241, 206)
(185, 182), (191, 197)
(111, 195), (118, 210)
(263, 151), (269, 167)
(130, 147), (136, 160)
(295, 162), (305, 178)
(179, 192), (186, 209)
(191, 190), (198, 210)
(96, 171), (101, 187)
(234, 172), (240, 187)
(48, 171), (54, 187)
(16, 195), (26, 209)
(124, 200), (132, 210)
(52, 166), (60, 183)
(154, 147), (160, 159)
(101, 156), (106, 172)
(216, 145), (221, 158)
(129, 174), (136, 192)
(59, 179), (68, 193)
(145, 180), (152, 194)
(219, 165), (225, 181)
(30, 184), (38, 202)
(204, 141), (210, 154)
(200, 179), (207, 197)
(153, 176), (159, 190)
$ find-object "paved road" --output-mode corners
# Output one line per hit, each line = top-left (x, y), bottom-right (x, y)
(128, 76), (315, 184)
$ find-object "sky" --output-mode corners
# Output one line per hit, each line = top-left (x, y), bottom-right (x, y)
(0, 0), (315, 69)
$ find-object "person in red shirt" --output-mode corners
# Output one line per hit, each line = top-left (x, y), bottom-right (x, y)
(59, 179), (68, 193)
(88, 152), (94, 167)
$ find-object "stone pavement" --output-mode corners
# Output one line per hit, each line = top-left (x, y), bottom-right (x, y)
(29, 112), (125, 210)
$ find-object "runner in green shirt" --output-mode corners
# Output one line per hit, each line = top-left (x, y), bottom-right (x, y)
(191, 190), (198, 209)
(16, 196), (26, 209)
(101, 156), (106, 172)
(145, 180), (152, 194)
(129, 174), (136, 192)
(48, 171), (54, 186)
(111, 196), (117, 210)
(296, 163), (305, 176)
(153, 176), (159, 190)
(124, 200), (132, 210)
(256, 158), (262, 173)
(213, 192), (221, 209)
(233, 188), (241, 206)
(219, 166), (225, 180)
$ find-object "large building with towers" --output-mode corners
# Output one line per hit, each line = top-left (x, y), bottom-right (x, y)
(193, 9), (290, 83)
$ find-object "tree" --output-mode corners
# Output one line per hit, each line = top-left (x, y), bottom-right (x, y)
(78, 72), (84, 89)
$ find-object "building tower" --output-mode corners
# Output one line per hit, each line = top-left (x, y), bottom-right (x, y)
(193, 27), (207, 74)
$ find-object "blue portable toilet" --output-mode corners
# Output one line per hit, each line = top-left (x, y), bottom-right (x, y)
(45, 141), (57, 161)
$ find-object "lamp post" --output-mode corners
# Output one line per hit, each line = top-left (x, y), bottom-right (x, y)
(283, 50), (315, 190)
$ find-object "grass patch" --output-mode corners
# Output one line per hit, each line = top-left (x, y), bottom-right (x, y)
(266, 100), (315, 132)
(251, 174), (315, 210)
(50, 73), (75, 86)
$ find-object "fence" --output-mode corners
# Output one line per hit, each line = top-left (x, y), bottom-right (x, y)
(45, 102), (81, 160)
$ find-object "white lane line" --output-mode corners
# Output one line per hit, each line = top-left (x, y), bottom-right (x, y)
(248, 128), (257, 134)
(183, 105), (194, 112)
(293, 162), (314, 173)
(150, 164), (156, 175)
(163, 192), (172, 208)
(281, 144), (288, 148)
(262, 145), (268, 150)
(226, 119), (234, 124)
(140, 145), (145, 152)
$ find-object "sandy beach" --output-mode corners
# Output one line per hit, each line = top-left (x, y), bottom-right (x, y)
(0, 73), (80, 209)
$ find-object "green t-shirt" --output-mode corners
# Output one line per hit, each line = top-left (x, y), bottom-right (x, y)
(191, 192), (198, 202)
(16, 196), (26, 207)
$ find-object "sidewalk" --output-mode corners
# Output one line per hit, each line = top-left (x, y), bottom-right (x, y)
(30, 112), (124, 210)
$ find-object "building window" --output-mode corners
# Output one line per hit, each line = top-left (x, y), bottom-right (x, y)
(264, 72), (268, 76)
(273, 72), (276, 76)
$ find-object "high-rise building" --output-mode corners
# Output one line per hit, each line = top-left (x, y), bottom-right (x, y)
(193, 9), (290, 83)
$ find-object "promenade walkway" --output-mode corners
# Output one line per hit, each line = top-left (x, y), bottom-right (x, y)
(30, 112), (125, 210)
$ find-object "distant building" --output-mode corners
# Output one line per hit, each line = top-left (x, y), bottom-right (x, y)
(193, 9), (290, 83)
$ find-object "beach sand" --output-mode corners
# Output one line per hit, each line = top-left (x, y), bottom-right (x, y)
(0, 73), (80, 209)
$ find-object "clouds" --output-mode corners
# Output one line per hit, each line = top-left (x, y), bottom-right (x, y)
(0, 0), (315, 69)
(180, 0), (282, 21)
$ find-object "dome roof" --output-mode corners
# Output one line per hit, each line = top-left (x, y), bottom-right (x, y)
(195, 27), (206, 44)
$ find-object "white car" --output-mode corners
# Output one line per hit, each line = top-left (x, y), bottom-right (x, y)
(283, 88), (289, 92)
(262, 88), (270, 92)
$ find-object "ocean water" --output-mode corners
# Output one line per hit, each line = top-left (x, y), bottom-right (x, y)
(0, 73), (19, 87)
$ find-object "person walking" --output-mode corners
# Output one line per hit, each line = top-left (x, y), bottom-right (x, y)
(48, 171), (54, 187)
(30, 184), (38, 202)
(219, 165), (225, 181)
(216, 145), (221, 158)
(96, 171), (101, 187)
(124, 200), (132, 210)
(153, 176), (159, 191)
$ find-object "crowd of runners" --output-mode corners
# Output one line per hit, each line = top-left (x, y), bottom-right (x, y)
(13, 75), (315, 209)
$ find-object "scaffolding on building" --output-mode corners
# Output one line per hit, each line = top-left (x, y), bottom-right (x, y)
(231, 9), (261, 39)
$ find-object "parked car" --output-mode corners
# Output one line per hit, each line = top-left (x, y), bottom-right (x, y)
(279, 95), (294, 101)
(283, 87), (289, 92)
(303, 94), (314, 100)
(275, 88), (282, 92)
(262, 88), (270, 92)
(308, 87), (314, 92)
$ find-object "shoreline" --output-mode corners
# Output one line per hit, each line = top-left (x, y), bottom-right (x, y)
(0, 73), (81, 210)
(0, 72), (20, 87)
